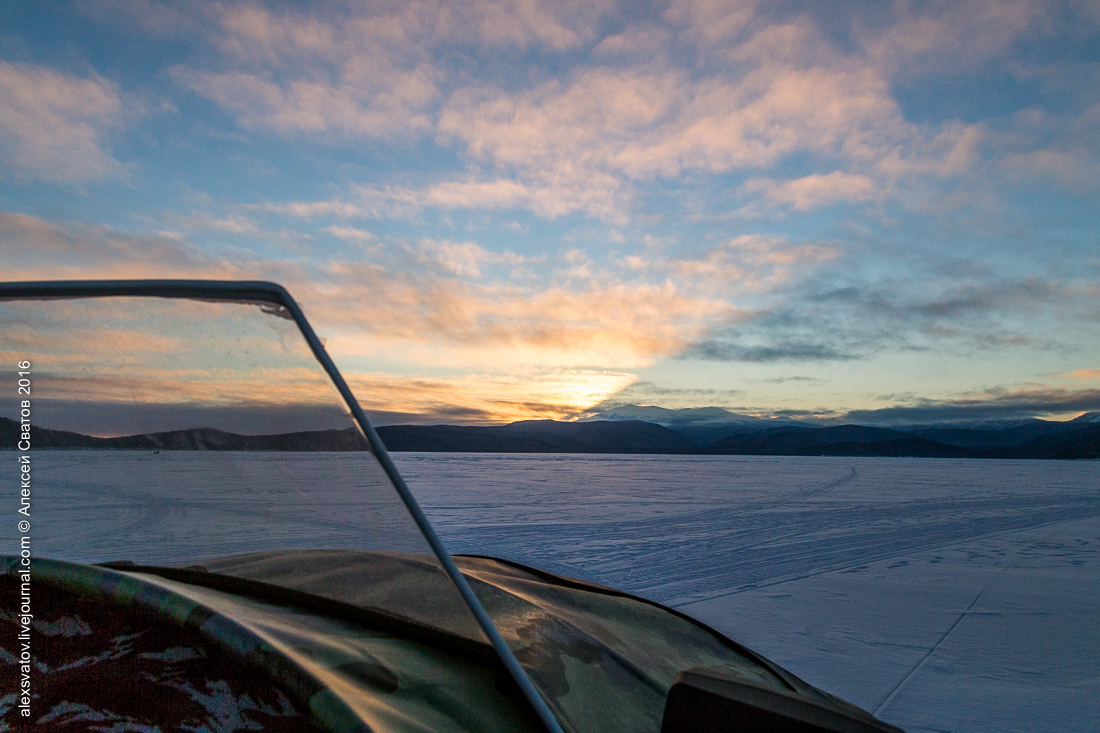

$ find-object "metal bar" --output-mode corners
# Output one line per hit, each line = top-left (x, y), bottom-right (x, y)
(0, 278), (566, 733)
(0, 279), (287, 303)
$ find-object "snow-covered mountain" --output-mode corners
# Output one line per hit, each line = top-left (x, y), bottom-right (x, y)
(1070, 411), (1100, 424)
(577, 405), (804, 445)
(578, 405), (771, 428)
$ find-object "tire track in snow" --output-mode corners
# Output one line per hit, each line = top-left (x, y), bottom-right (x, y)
(428, 488), (1100, 606)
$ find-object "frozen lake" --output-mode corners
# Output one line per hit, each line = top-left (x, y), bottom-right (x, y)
(392, 454), (1100, 733)
(15, 451), (1100, 732)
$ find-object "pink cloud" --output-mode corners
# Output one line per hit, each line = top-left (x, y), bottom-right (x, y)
(861, 0), (1052, 79)
(0, 62), (126, 182)
(160, 2), (1005, 220)
(742, 172), (878, 211)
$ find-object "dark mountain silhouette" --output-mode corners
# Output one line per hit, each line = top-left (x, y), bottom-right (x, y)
(702, 425), (977, 457)
(376, 420), (697, 454)
(901, 420), (1090, 448)
(2, 415), (1097, 459)
(0, 417), (367, 451)
(377, 420), (1098, 458)
(980, 424), (1100, 460)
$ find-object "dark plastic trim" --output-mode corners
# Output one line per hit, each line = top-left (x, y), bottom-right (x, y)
(661, 667), (905, 733)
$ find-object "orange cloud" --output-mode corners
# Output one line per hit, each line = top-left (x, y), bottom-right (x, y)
(0, 213), (822, 373)
(1, 296), (341, 409)
(2, 293), (636, 424)
(0, 213), (839, 422)
(344, 369), (637, 423)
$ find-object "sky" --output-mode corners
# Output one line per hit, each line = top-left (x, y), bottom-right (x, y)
(1, 0), (1098, 425)
(0, 296), (367, 435)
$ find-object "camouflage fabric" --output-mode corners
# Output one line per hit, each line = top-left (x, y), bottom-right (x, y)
(0, 573), (321, 733)
(200, 550), (797, 733)
(0, 557), (538, 733)
(2, 553), (874, 733)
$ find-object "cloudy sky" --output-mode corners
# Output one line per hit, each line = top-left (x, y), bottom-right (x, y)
(2, 0), (1098, 424)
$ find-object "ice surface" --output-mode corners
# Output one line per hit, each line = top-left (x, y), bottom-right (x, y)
(19, 450), (430, 565)
(392, 454), (1100, 733)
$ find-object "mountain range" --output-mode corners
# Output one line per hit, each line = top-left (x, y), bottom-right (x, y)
(376, 411), (1100, 459)
(2, 408), (1098, 459)
(0, 418), (367, 451)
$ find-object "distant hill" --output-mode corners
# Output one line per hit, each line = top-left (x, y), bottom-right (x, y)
(981, 424), (1100, 460)
(900, 420), (1087, 448)
(0, 417), (367, 451)
(378, 419), (1098, 458)
(703, 425), (975, 457)
(377, 420), (697, 454)
(3, 414), (1098, 459)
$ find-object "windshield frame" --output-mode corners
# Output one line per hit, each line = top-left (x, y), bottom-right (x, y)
(0, 277), (565, 733)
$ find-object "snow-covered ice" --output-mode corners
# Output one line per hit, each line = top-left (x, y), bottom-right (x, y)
(393, 454), (1100, 733)
(14, 450), (1099, 732)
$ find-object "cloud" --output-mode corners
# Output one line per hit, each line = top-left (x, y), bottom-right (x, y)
(421, 178), (626, 220)
(664, 235), (837, 293)
(742, 172), (878, 211)
(813, 277), (1065, 326)
(269, 177), (627, 222)
(683, 340), (859, 363)
(342, 369), (637, 424)
(210, 0), (608, 59)
(1067, 369), (1100, 380)
(167, 212), (259, 235)
(324, 225), (376, 242)
(0, 61), (126, 182)
(75, 0), (197, 38)
(412, 239), (523, 278)
(592, 26), (673, 60)
(171, 66), (437, 138)
(582, 380), (747, 411)
(1, 211), (722, 419)
(664, 0), (756, 47)
(258, 198), (375, 219)
(860, 0), (1056, 80)
(0, 211), (735, 371)
(311, 268), (735, 369)
(159, 2), (993, 221)
(997, 103), (1100, 190)
(170, 0), (613, 141)
(0, 212), (233, 279)
(1002, 149), (1100, 189)
(675, 262), (1086, 369)
(433, 59), (923, 219)
(843, 385), (1100, 425)
(583, 382), (1100, 425)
